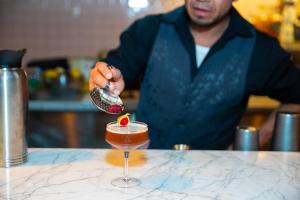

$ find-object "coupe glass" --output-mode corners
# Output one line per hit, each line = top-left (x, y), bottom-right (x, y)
(105, 121), (149, 188)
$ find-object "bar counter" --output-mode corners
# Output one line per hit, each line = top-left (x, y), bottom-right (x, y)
(1, 148), (299, 200)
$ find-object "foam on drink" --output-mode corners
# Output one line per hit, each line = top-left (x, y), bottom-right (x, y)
(107, 122), (147, 134)
(105, 122), (149, 150)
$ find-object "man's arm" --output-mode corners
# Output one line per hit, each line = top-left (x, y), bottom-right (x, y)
(260, 43), (300, 147)
(247, 32), (300, 147)
(104, 15), (160, 89)
(89, 15), (160, 94)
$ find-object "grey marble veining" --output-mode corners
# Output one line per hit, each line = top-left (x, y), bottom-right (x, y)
(0, 149), (299, 200)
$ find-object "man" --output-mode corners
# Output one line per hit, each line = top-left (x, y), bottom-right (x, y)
(89, 0), (300, 149)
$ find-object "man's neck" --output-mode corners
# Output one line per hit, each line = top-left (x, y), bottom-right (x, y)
(190, 15), (230, 47)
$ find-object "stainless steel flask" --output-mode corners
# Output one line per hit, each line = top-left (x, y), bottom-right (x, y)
(271, 111), (300, 152)
(0, 49), (28, 167)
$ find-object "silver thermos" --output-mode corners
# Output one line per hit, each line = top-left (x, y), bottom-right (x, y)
(0, 49), (28, 167)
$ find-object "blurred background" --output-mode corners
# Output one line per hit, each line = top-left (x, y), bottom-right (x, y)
(0, 0), (299, 148)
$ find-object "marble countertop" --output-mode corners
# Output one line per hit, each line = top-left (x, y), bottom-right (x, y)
(1, 148), (299, 200)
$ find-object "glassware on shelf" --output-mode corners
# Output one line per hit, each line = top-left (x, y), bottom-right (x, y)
(279, 0), (300, 47)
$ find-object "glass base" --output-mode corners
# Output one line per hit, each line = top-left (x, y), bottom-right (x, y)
(111, 177), (141, 188)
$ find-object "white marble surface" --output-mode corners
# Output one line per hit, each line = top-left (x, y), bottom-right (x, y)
(1, 149), (300, 200)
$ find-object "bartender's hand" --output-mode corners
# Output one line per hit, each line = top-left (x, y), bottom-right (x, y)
(89, 61), (125, 96)
(259, 119), (274, 149)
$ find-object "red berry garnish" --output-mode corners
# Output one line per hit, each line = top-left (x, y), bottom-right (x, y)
(107, 104), (122, 114)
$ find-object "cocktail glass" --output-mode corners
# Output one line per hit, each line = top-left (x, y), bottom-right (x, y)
(105, 121), (149, 188)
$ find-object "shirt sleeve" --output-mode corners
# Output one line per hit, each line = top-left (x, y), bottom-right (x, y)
(262, 41), (300, 103)
(246, 32), (300, 104)
(104, 15), (160, 89)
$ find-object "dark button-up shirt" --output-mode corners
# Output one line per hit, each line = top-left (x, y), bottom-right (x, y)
(105, 6), (300, 104)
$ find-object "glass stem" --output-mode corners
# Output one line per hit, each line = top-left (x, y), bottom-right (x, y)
(124, 151), (129, 182)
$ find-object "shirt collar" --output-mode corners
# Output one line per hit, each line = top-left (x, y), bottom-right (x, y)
(226, 8), (254, 38)
(161, 6), (255, 79)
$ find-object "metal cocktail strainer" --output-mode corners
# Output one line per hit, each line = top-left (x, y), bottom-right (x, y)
(90, 84), (124, 114)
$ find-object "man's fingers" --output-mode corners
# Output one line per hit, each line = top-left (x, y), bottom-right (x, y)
(95, 62), (112, 79)
(89, 67), (109, 91)
(89, 62), (124, 94)
(110, 66), (122, 81)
